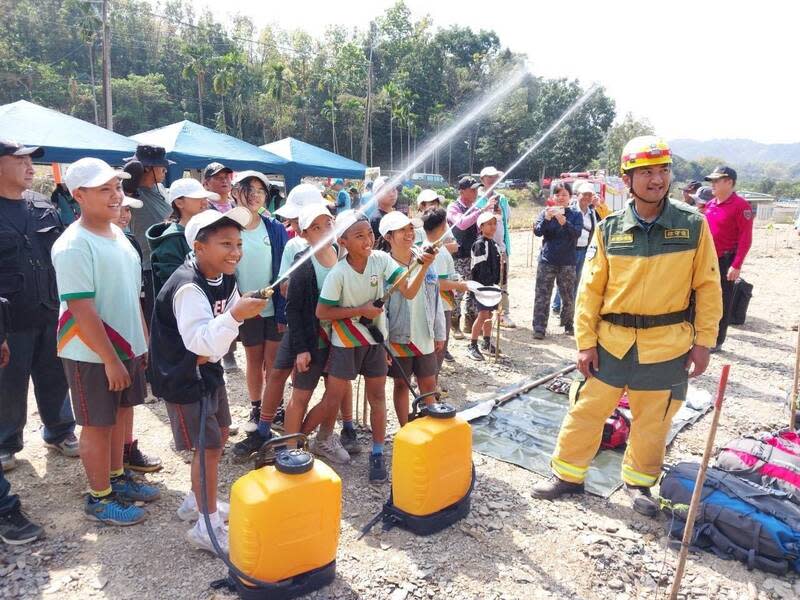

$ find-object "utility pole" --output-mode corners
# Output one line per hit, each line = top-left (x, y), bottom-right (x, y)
(102, 0), (113, 130)
(360, 22), (375, 166)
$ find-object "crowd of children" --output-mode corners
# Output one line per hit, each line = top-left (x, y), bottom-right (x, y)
(44, 151), (505, 555)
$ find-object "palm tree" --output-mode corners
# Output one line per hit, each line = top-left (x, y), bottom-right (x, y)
(321, 99), (337, 153)
(212, 52), (242, 133)
(382, 82), (401, 170)
(319, 70), (339, 152)
(181, 43), (212, 125)
(429, 103), (446, 173)
(264, 63), (293, 138)
(339, 95), (364, 159)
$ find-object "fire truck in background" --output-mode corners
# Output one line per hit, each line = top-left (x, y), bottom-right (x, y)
(544, 170), (628, 212)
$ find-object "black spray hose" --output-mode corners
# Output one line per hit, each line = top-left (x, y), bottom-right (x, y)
(196, 368), (279, 591)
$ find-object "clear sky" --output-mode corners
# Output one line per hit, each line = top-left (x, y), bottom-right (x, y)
(183, 0), (788, 143)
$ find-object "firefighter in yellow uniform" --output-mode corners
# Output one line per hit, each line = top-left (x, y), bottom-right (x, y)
(532, 136), (723, 516)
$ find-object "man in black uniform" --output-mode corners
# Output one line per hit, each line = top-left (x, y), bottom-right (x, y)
(0, 140), (77, 471)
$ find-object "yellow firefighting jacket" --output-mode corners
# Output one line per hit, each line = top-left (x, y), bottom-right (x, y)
(575, 199), (722, 364)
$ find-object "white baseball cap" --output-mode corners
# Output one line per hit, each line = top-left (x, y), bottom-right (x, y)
(477, 211), (498, 228)
(379, 211), (412, 237)
(122, 196), (143, 209)
(184, 207), (252, 245)
(373, 175), (398, 196)
(275, 183), (326, 219)
(64, 158), (131, 194)
(334, 209), (369, 237)
(416, 188), (443, 206)
(232, 170), (270, 188)
(298, 203), (333, 232)
(575, 181), (595, 195)
(168, 177), (220, 204)
(479, 166), (503, 178)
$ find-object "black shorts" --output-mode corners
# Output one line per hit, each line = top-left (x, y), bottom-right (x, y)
(475, 300), (497, 313)
(62, 356), (147, 427)
(273, 334), (330, 391)
(388, 352), (438, 380)
(327, 345), (388, 380)
(240, 315), (283, 347)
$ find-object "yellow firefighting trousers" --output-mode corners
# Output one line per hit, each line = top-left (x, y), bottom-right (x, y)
(552, 344), (687, 488)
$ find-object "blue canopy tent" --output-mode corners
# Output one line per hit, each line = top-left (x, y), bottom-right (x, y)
(132, 120), (289, 183)
(260, 137), (367, 190)
(0, 100), (137, 164)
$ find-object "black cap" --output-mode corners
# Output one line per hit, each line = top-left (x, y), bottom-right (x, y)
(458, 176), (480, 190)
(0, 139), (44, 159)
(681, 180), (702, 192)
(124, 144), (174, 168)
(203, 162), (233, 180)
(691, 185), (714, 204)
(704, 165), (737, 182)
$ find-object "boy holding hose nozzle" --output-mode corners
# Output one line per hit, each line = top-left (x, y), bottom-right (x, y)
(316, 210), (436, 482)
(148, 208), (266, 554)
(379, 212), (447, 426)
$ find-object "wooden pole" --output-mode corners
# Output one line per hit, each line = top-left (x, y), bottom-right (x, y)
(669, 364), (730, 600)
(528, 227), (536, 268)
(790, 325), (800, 430)
(494, 255), (505, 362)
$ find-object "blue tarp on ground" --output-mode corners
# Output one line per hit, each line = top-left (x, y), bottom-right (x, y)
(0, 100), (138, 165)
(133, 120), (289, 183)
(261, 137), (367, 190)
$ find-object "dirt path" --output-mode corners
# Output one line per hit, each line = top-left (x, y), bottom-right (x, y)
(1, 225), (798, 600)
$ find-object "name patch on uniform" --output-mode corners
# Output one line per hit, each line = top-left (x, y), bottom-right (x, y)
(664, 228), (689, 240)
(609, 233), (634, 244)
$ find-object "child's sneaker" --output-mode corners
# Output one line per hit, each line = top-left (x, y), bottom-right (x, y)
(242, 405), (260, 433)
(111, 471), (161, 503)
(177, 493), (230, 523)
(186, 521), (229, 555)
(84, 494), (147, 526)
(232, 430), (271, 462)
(311, 434), (350, 465)
(369, 453), (387, 483)
(466, 343), (484, 362)
(123, 440), (162, 473)
(481, 338), (497, 355)
(339, 427), (361, 454)
(272, 406), (286, 431)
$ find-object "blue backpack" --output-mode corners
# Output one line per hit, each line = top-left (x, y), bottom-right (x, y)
(659, 462), (800, 574)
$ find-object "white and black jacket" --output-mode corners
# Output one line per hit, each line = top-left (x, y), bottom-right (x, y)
(148, 257), (240, 403)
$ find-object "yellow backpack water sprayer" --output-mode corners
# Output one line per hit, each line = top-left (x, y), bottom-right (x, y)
(227, 433), (341, 599)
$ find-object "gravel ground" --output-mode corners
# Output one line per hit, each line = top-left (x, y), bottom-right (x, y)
(1, 225), (798, 600)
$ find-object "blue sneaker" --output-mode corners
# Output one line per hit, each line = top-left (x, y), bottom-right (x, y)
(111, 471), (161, 503)
(85, 494), (147, 526)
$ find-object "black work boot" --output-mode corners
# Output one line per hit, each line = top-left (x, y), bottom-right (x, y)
(624, 484), (659, 517)
(531, 476), (584, 500)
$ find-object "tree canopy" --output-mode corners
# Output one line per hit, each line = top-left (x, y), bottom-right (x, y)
(2, 0), (617, 180)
